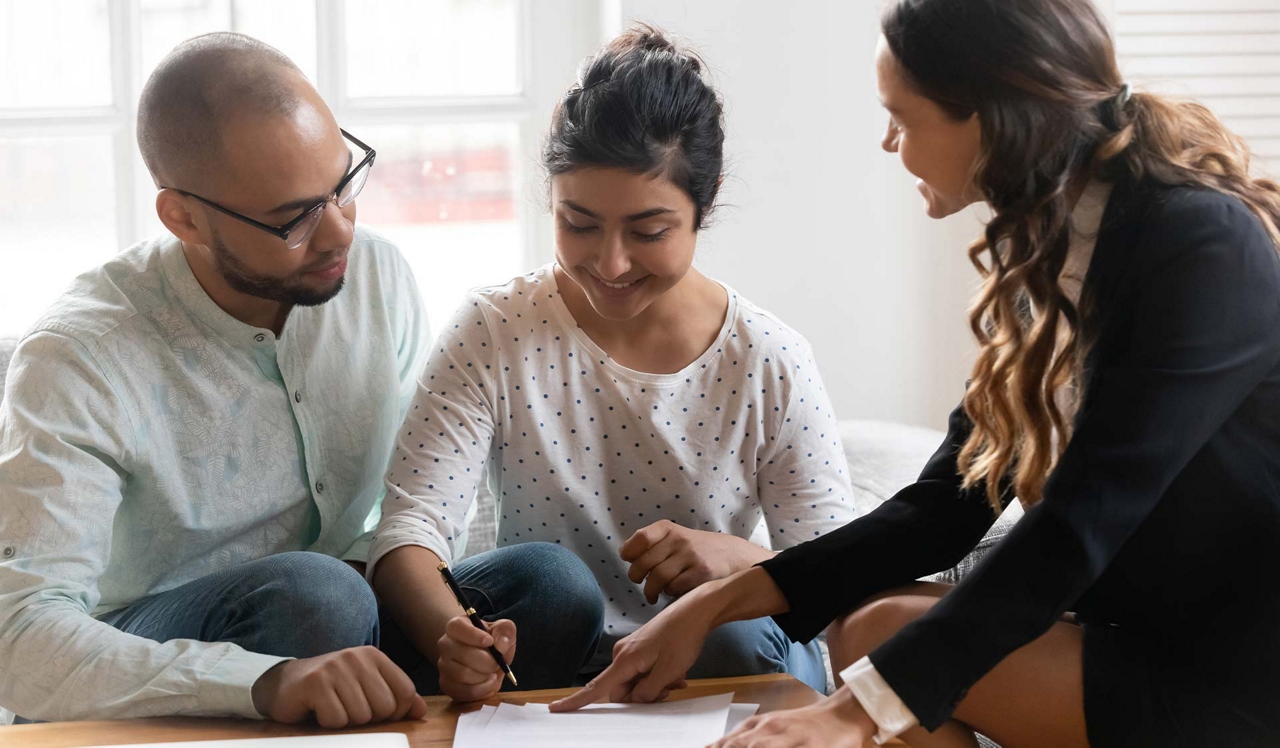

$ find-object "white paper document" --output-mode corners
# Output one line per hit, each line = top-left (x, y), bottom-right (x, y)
(723, 702), (761, 735)
(452, 693), (760, 748)
(84, 734), (409, 748)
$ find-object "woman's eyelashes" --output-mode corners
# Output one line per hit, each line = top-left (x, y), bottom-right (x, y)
(560, 217), (670, 243)
(634, 228), (670, 243)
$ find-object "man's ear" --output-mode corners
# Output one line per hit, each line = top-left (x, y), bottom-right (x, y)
(155, 189), (205, 246)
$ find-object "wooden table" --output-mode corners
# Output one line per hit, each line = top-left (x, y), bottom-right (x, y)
(2, 674), (825, 748)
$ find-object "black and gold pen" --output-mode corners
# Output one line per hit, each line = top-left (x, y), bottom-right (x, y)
(437, 561), (518, 687)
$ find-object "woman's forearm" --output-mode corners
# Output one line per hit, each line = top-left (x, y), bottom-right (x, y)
(372, 545), (463, 661)
(694, 565), (791, 628)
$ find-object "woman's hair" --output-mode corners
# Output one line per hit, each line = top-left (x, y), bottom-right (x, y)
(882, 0), (1280, 509)
(542, 24), (725, 229)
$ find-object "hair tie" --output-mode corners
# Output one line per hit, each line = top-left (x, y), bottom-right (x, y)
(1101, 83), (1133, 130)
(1114, 83), (1132, 109)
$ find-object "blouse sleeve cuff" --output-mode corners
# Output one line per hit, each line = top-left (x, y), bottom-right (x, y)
(839, 656), (919, 744)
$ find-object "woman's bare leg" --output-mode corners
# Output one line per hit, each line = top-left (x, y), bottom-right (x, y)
(830, 582), (954, 690)
(827, 592), (1088, 748)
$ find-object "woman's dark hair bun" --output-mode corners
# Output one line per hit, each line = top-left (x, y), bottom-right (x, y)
(543, 24), (724, 229)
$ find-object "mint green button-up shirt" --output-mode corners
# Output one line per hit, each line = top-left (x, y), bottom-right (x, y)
(0, 227), (430, 721)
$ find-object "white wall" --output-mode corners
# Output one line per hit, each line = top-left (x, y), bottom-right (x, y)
(611, 0), (984, 430)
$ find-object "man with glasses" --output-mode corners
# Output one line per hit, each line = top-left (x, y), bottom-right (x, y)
(0, 33), (431, 726)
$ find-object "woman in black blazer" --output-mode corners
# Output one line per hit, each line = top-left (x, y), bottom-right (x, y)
(550, 0), (1280, 746)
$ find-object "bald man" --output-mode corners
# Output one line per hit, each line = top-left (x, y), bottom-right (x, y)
(0, 34), (431, 726)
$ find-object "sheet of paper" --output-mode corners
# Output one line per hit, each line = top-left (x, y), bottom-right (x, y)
(724, 702), (761, 735)
(463, 693), (735, 748)
(84, 734), (409, 748)
(452, 703), (497, 743)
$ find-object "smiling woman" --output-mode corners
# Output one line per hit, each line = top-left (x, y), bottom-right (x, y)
(365, 24), (856, 704)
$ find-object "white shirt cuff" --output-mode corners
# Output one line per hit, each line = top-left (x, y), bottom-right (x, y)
(839, 656), (919, 745)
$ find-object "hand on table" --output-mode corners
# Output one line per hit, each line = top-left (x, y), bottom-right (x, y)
(251, 646), (427, 728)
(621, 520), (775, 604)
(710, 686), (876, 748)
(437, 616), (517, 702)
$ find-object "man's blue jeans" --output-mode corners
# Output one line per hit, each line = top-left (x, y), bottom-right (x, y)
(12, 552), (379, 724)
(96, 551), (381, 659)
(86, 543), (824, 701)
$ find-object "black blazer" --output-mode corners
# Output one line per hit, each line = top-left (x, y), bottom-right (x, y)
(758, 175), (1280, 730)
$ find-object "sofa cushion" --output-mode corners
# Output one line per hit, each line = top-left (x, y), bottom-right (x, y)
(0, 336), (17, 404)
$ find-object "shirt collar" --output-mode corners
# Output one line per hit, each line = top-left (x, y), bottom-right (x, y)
(158, 235), (281, 349)
(1061, 180), (1115, 307)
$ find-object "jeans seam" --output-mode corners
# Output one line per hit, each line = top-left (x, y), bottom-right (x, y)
(460, 584), (497, 617)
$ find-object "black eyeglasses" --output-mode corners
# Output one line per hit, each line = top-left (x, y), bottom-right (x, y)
(162, 129), (376, 250)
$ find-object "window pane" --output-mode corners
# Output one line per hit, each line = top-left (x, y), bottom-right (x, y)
(355, 123), (523, 327)
(346, 0), (520, 99)
(0, 0), (112, 109)
(139, 0), (317, 87)
(0, 136), (118, 337)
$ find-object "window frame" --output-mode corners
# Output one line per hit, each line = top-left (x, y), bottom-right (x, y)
(0, 0), (598, 272)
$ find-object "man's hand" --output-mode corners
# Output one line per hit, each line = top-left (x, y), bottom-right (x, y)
(251, 646), (428, 728)
(620, 520), (775, 604)
(437, 616), (517, 702)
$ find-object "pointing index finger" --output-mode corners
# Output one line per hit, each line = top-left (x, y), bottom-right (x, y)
(549, 660), (636, 712)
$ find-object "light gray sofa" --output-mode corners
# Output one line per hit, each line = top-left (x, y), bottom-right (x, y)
(0, 337), (14, 405)
(0, 336), (1014, 743)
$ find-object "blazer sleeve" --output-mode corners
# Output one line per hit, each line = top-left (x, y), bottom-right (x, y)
(870, 193), (1280, 730)
(757, 399), (1003, 644)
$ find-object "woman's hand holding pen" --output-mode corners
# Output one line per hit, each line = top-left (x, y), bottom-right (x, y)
(621, 520), (776, 604)
(437, 616), (517, 702)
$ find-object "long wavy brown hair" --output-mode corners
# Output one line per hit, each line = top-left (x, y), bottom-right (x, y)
(883, 0), (1280, 510)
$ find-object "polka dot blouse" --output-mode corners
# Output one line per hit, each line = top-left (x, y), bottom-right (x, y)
(369, 265), (856, 668)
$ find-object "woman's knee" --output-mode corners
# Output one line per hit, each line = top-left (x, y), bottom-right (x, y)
(486, 542), (604, 640)
(689, 618), (791, 678)
(827, 595), (934, 676)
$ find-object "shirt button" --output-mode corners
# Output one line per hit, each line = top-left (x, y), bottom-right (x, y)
(2, 547), (14, 559)
(254, 334), (266, 343)
(295, 391), (302, 403)
(315, 481), (325, 494)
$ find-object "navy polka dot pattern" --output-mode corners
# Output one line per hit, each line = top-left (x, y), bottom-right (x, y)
(369, 265), (855, 668)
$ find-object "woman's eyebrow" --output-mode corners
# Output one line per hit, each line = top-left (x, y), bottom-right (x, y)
(625, 208), (675, 222)
(559, 201), (676, 222)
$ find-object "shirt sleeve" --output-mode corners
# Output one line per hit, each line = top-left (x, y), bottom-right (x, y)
(840, 657), (919, 744)
(756, 398), (1003, 644)
(367, 294), (500, 579)
(757, 346), (857, 549)
(393, 254), (434, 421)
(342, 249), (434, 566)
(0, 332), (285, 721)
(869, 194), (1280, 729)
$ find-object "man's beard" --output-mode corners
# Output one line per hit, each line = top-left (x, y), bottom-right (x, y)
(209, 230), (345, 307)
